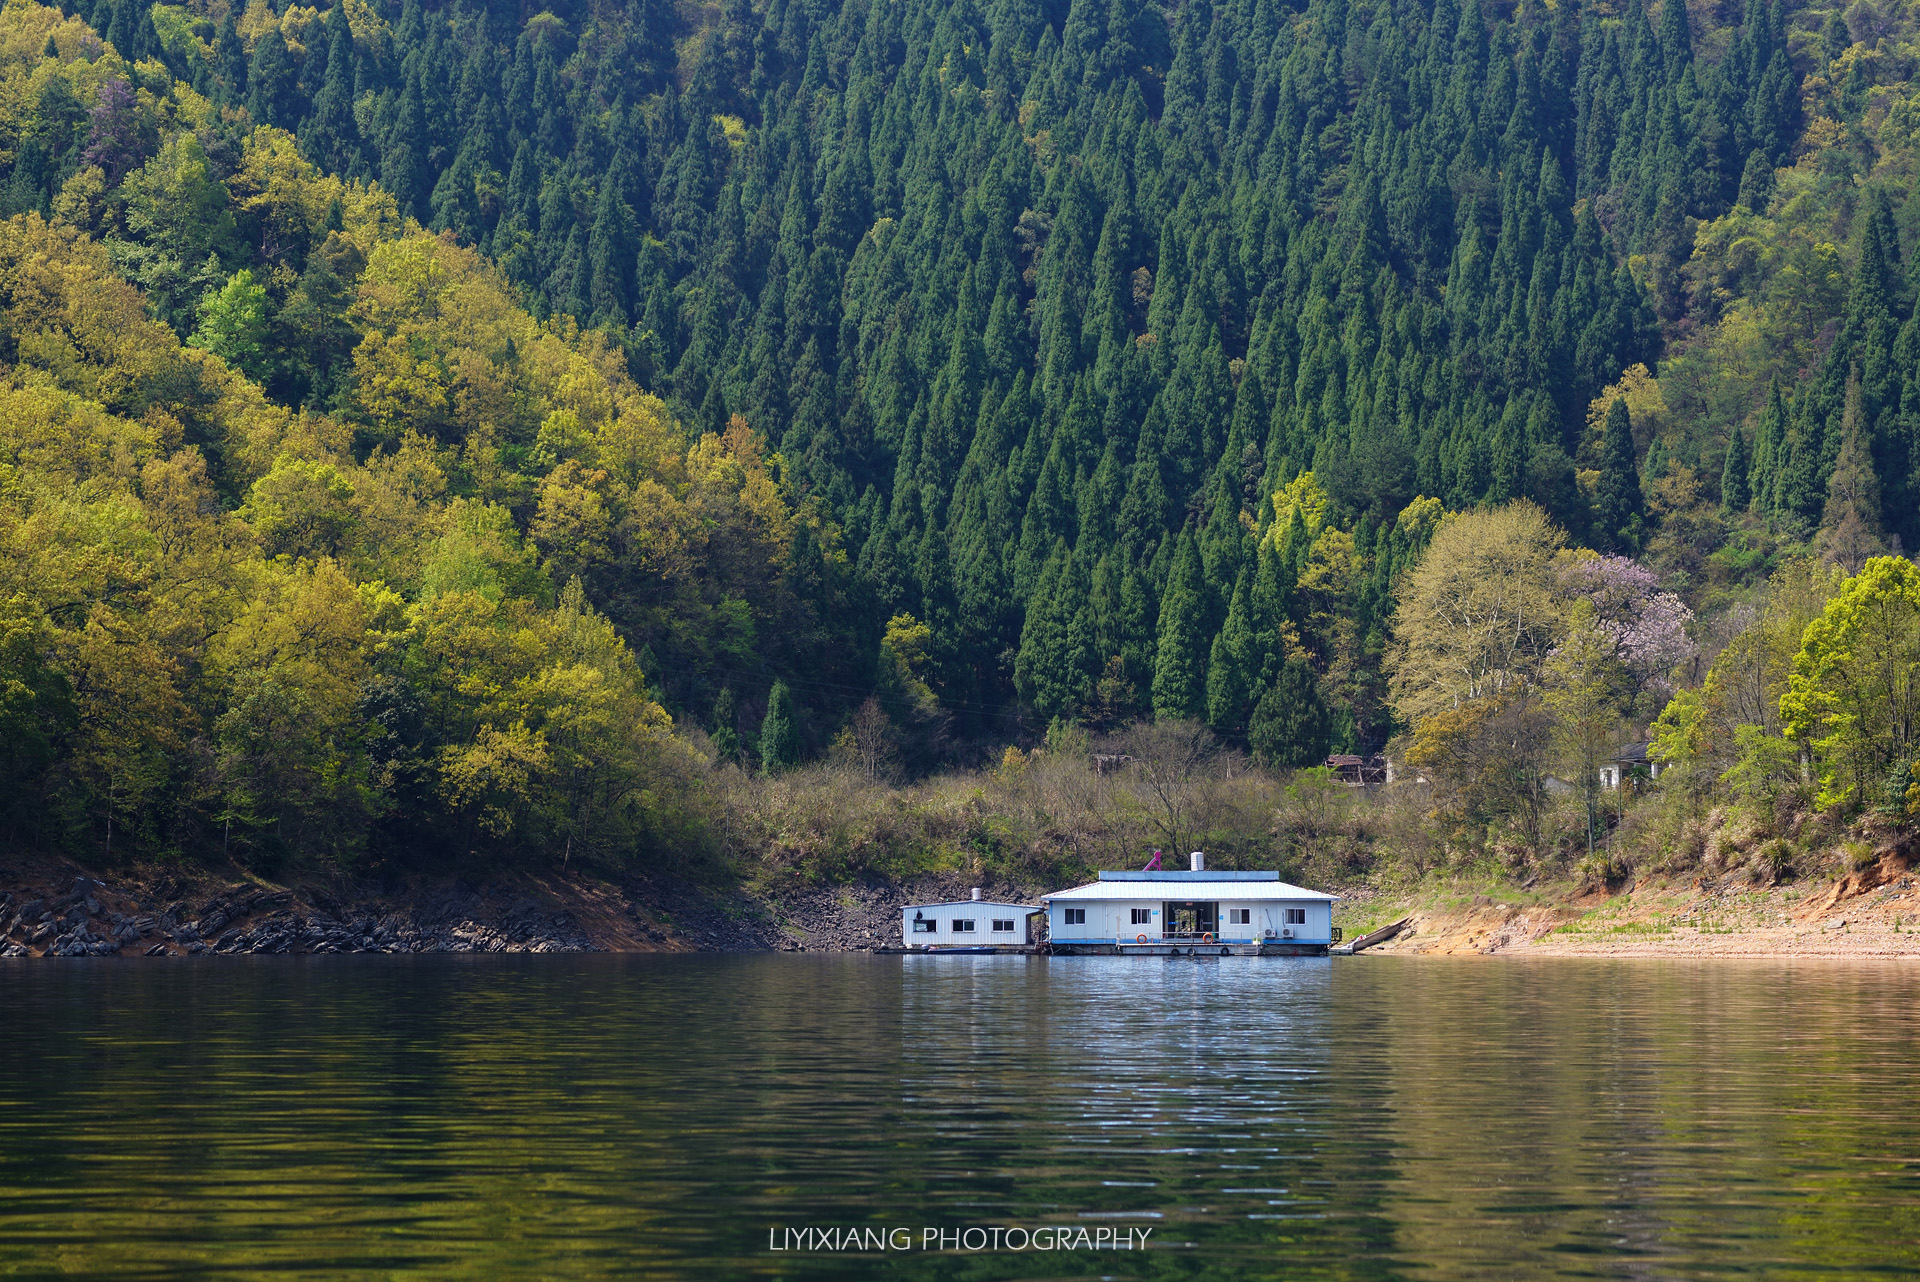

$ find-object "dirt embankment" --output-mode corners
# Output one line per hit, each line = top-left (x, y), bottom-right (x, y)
(0, 851), (1045, 958)
(1342, 847), (1920, 958)
(19, 843), (1920, 962)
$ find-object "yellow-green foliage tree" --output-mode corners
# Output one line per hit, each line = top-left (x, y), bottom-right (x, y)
(1390, 502), (1569, 845)
(0, 0), (868, 867)
(1650, 558), (1840, 816)
(1781, 557), (1920, 816)
(0, 204), (843, 868)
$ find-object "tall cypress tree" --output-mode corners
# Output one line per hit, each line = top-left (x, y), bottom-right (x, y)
(1248, 658), (1331, 769)
(1749, 378), (1787, 512)
(587, 150), (640, 328)
(382, 70), (432, 222)
(1014, 540), (1096, 721)
(213, 12), (247, 104)
(1817, 372), (1886, 568)
(1248, 539), (1291, 690)
(1721, 426), (1751, 513)
(1152, 532), (1207, 721)
(710, 688), (741, 763)
(1592, 397), (1645, 553)
(302, 8), (363, 177)
(759, 681), (799, 774)
(1205, 566), (1255, 735)
(245, 26), (296, 129)
(1736, 149), (1773, 213)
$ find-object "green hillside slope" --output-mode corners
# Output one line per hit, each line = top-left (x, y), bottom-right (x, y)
(0, 0), (1916, 874)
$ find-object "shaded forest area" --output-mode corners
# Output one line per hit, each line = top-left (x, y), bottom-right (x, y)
(0, 0), (1917, 887)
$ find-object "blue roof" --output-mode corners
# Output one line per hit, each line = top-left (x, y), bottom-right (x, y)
(1097, 870), (1279, 881)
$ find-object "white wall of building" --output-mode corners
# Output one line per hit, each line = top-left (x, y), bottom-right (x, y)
(901, 903), (1034, 946)
(1046, 898), (1332, 944)
(1243, 900), (1332, 943)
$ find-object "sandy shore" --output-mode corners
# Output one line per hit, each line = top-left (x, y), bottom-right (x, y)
(1342, 856), (1920, 958)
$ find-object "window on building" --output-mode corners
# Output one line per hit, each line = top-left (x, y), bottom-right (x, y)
(1064, 908), (1086, 925)
(911, 918), (936, 933)
(991, 919), (1014, 932)
(951, 919), (975, 933)
(1131, 908), (1152, 924)
(1286, 908), (1306, 924)
(1229, 909), (1250, 924)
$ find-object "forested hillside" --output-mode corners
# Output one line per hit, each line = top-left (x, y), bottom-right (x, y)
(0, 0), (1917, 875)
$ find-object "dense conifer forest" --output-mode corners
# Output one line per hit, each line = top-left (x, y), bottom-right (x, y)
(0, 0), (1916, 879)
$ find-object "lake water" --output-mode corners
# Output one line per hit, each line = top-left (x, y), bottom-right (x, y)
(3, 955), (1918, 1279)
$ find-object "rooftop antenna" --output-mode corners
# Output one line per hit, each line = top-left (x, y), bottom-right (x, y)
(1142, 850), (1162, 871)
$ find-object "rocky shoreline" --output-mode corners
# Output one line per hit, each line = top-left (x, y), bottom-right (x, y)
(14, 857), (1920, 960)
(0, 857), (1047, 958)
(2, 878), (596, 957)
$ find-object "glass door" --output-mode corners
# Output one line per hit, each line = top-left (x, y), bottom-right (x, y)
(1162, 902), (1219, 940)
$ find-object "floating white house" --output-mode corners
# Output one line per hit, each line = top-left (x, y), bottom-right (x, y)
(1042, 853), (1339, 955)
(901, 888), (1041, 951)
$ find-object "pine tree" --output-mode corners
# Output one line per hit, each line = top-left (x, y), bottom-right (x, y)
(213, 13), (247, 103)
(1721, 425), (1750, 513)
(245, 26), (296, 129)
(1248, 658), (1331, 769)
(759, 681), (799, 774)
(1817, 372), (1887, 571)
(1819, 10), (1850, 64)
(711, 688), (741, 763)
(586, 151), (639, 328)
(1736, 149), (1773, 214)
(383, 72), (432, 222)
(1749, 378), (1787, 512)
(1014, 540), (1096, 721)
(1152, 532), (1207, 721)
(1248, 540), (1291, 689)
(1205, 567), (1255, 735)
(302, 7), (363, 178)
(1774, 418), (1821, 526)
(1592, 397), (1645, 553)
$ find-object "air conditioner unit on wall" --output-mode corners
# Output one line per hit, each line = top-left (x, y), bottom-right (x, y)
(1262, 928), (1276, 939)
(1281, 928), (1293, 939)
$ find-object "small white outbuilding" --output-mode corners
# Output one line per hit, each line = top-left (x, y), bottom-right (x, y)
(901, 888), (1039, 950)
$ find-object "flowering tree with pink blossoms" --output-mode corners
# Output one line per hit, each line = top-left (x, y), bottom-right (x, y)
(1549, 554), (1697, 854)
(1558, 554), (1696, 718)
(82, 78), (141, 183)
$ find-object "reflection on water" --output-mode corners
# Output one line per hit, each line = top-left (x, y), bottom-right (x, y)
(2, 955), (1919, 1278)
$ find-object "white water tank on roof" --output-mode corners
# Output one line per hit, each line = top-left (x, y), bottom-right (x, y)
(1190, 851), (1205, 871)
